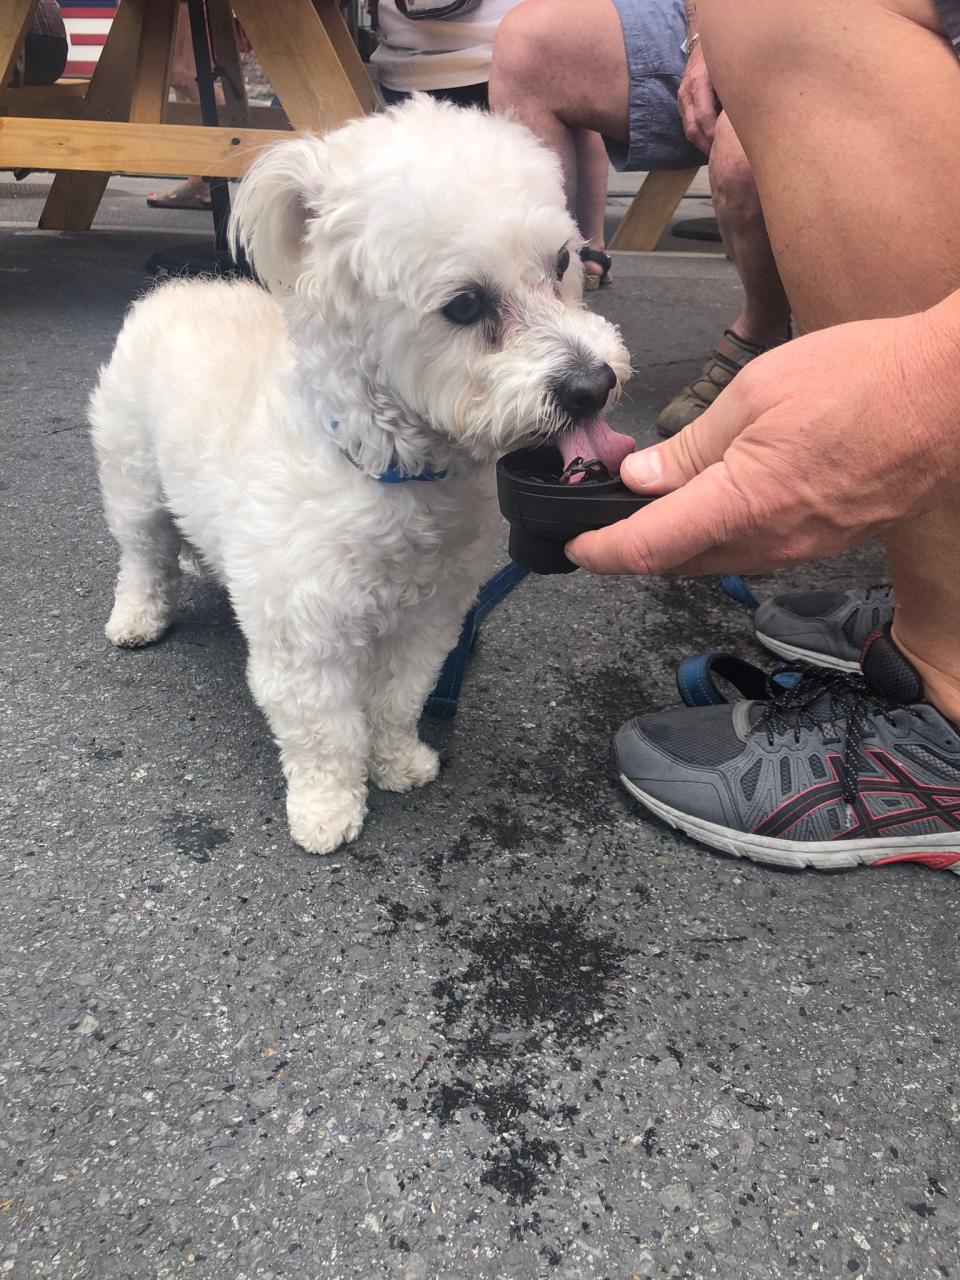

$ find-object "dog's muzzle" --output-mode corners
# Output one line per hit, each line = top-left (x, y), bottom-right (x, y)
(551, 361), (617, 423)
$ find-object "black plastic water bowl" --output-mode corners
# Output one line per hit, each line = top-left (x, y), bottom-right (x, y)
(496, 444), (656, 575)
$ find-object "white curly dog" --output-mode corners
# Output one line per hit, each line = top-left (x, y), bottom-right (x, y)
(90, 98), (632, 854)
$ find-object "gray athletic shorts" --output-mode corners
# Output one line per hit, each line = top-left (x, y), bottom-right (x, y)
(606, 0), (707, 172)
(608, 0), (960, 174)
(934, 0), (960, 50)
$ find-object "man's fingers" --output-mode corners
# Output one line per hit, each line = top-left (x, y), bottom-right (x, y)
(695, 93), (719, 146)
(619, 378), (756, 496)
(651, 543), (801, 577)
(678, 52), (717, 154)
(566, 461), (754, 575)
(680, 104), (711, 156)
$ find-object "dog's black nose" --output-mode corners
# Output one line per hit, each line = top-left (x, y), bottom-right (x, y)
(553, 362), (617, 421)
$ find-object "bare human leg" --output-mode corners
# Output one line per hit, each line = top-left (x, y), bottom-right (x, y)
(699, 0), (960, 721)
(490, 0), (794, 433)
(490, 0), (630, 215)
(147, 0), (224, 208)
(574, 128), (613, 282)
(709, 112), (790, 348)
(656, 110), (792, 436)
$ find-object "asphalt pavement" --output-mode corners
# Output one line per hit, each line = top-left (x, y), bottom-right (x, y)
(2, 179), (959, 1280)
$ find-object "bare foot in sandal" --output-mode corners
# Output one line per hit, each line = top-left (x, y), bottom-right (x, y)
(580, 246), (613, 291)
(146, 176), (212, 211)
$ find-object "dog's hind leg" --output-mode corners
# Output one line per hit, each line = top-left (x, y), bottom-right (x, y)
(91, 388), (181, 648)
(103, 509), (181, 648)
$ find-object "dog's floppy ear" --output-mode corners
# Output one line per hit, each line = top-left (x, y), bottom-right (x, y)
(229, 136), (328, 295)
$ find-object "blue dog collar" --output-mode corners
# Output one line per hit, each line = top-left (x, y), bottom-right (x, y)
(376, 459), (449, 484)
(329, 420), (448, 484)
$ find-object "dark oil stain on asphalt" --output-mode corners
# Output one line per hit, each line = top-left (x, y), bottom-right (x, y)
(164, 810), (232, 863)
(479, 1135), (562, 1205)
(376, 897), (452, 936)
(421, 904), (630, 1209)
(376, 663), (640, 1227)
(518, 662), (652, 831)
(428, 1078), (535, 1129)
(433, 904), (629, 1055)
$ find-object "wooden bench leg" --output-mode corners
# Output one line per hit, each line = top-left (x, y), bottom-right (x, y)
(128, 0), (178, 125)
(38, 0), (149, 231)
(608, 167), (701, 253)
(231, 0), (376, 133)
(1, 0), (37, 86)
(310, 0), (380, 113)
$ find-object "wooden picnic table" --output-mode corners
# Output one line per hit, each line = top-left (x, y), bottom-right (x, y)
(0, 0), (379, 231)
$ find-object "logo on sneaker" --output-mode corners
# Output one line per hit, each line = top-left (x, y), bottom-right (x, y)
(753, 748), (960, 841)
(858, 626), (886, 666)
(872, 852), (960, 870)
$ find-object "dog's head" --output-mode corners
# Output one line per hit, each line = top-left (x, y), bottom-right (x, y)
(230, 97), (632, 476)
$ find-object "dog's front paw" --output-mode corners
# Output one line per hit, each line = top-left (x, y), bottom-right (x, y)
(105, 603), (170, 648)
(286, 785), (367, 855)
(370, 738), (440, 793)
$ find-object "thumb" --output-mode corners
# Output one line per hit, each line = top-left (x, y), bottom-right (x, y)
(566, 458), (752, 575)
(620, 374), (755, 495)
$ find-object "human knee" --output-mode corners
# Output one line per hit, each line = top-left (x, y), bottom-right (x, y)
(711, 151), (762, 226)
(491, 1), (564, 101)
(710, 125), (765, 231)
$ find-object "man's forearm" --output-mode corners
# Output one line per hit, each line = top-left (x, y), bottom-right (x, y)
(684, 0), (698, 37)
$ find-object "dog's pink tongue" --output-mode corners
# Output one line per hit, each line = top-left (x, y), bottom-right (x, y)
(558, 417), (635, 484)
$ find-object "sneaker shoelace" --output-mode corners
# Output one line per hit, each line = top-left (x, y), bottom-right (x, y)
(753, 667), (921, 807)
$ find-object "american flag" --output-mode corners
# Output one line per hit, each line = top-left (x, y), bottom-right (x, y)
(60, 0), (118, 78)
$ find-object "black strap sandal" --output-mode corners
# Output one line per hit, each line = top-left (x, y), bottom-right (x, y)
(579, 247), (613, 290)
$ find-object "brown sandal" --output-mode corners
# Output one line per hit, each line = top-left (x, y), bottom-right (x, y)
(146, 185), (213, 212)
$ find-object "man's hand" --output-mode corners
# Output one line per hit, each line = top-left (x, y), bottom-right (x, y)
(678, 42), (718, 155)
(566, 303), (960, 576)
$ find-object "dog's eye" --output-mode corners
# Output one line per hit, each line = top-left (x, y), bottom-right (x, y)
(555, 248), (571, 281)
(442, 289), (487, 326)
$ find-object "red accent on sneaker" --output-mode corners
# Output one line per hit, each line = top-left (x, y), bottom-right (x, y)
(859, 626), (885, 668)
(872, 852), (960, 870)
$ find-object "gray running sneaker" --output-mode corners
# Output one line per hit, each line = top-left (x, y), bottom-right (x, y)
(754, 584), (894, 671)
(615, 626), (960, 872)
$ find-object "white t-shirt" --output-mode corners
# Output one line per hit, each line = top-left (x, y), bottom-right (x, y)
(372, 0), (519, 92)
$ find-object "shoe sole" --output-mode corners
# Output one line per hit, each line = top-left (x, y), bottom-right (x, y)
(754, 631), (860, 672)
(620, 775), (960, 872)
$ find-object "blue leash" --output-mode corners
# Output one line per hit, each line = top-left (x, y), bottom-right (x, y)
(676, 651), (770, 707)
(675, 577), (803, 706)
(422, 570), (757, 718)
(676, 651), (802, 707)
(718, 573), (760, 610)
(323, 427), (523, 718)
(424, 561), (529, 720)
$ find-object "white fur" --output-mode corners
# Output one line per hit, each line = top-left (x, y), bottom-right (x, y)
(90, 98), (629, 854)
